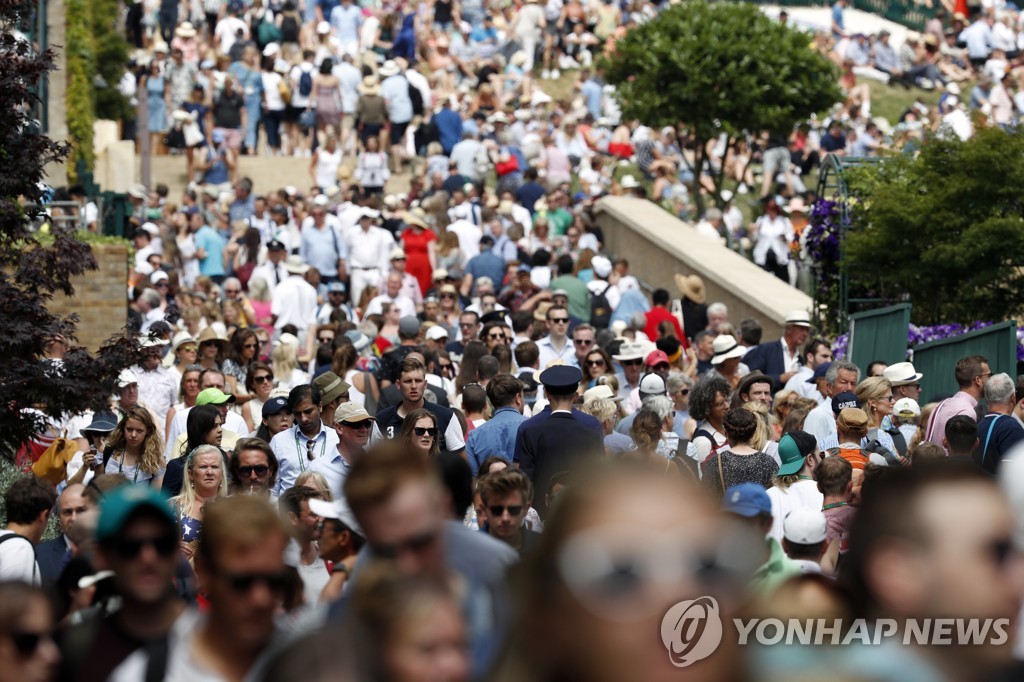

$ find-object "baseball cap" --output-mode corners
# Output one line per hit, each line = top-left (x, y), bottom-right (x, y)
(425, 325), (448, 341)
(836, 407), (869, 433)
(722, 483), (772, 517)
(334, 402), (376, 425)
(783, 508), (827, 545)
(267, 239), (286, 251)
(831, 391), (860, 415)
(196, 387), (236, 405)
(398, 316), (421, 337)
(638, 372), (667, 397)
(776, 430), (818, 476)
(894, 398), (921, 418)
(645, 350), (670, 367)
(807, 362), (832, 384)
(308, 498), (364, 537)
(96, 485), (176, 542)
(262, 396), (289, 418)
(591, 255), (612, 278)
(327, 281), (346, 294)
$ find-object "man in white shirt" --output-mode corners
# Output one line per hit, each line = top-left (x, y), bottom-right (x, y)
(365, 271), (417, 317)
(250, 238), (289, 296)
(537, 305), (579, 369)
(131, 338), (179, 426)
(378, 247), (423, 307)
(0, 477), (56, 585)
(446, 217), (482, 261)
(345, 207), (395, 304)
(271, 256), (319, 342)
(783, 338), (834, 403)
(804, 360), (860, 451)
(271, 385), (341, 494)
(332, 54), (362, 152)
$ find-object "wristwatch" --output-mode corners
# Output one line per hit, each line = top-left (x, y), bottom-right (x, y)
(332, 562), (351, 578)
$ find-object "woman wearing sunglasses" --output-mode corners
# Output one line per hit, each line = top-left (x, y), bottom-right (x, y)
(243, 362), (275, 417)
(0, 582), (60, 682)
(400, 408), (441, 458)
(491, 461), (744, 682)
(581, 347), (615, 389)
(170, 444), (228, 563)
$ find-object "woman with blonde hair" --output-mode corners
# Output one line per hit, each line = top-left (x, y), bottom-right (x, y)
(295, 470), (333, 501)
(855, 376), (900, 460)
(103, 406), (166, 487)
(272, 337), (309, 389)
(743, 400), (780, 464)
(170, 443), (228, 561)
(579, 396), (631, 455)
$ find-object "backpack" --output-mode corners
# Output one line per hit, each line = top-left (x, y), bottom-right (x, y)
(257, 15), (282, 47)
(589, 282), (612, 329)
(693, 428), (724, 462)
(298, 67), (313, 97)
(864, 428), (903, 465)
(280, 13), (300, 42)
(406, 77), (425, 116)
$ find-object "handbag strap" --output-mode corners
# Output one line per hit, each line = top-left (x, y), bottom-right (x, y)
(981, 414), (1003, 465)
(716, 450), (726, 495)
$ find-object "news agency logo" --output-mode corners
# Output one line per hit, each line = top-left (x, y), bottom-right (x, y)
(660, 595), (1012, 666)
(659, 596), (724, 668)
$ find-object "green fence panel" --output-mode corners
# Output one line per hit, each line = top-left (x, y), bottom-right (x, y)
(912, 322), (1018, 403)
(848, 304), (911, 373)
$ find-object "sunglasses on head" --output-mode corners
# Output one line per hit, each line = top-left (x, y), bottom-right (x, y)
(221, 569), (289, 593)
(238, 465), (269, 477)
(372, 530), (438, 559)
(10, 631), (52, 657)
(413, 426), (438, 437)
(488, 504), (523, 516)
(111, 534), (178, 559)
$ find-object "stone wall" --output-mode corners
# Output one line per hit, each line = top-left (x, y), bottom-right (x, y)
(595, 197), (813, 340)
(48, 243), (129, 352)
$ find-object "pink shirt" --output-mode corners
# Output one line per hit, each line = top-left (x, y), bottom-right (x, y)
(925, 390), (978, 446)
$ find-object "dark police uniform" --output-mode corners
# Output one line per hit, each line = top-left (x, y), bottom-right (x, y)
(513, 366), (602, 518)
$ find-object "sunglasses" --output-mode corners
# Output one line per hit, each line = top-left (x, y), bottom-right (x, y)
(238, 465), (269, 477)
(486, 333), (505, 340)
(372, 530), (438, 559)
(111, 535), (178, 559)
(225, 289), (241, 295)
(179, 346), (198, 353)
(678, 388), (690, 396)
(343, 420), (373, 430)
(620, 359), (643, 366)
(318, 336), (334, 343)
(488, 504), (523, 516)
(413, 426), (438, 437)
(254, 375), (273, 383)
(10, 631), (52, 657)
(550, 317), (570, 324)
(243, 343), (258, 349)
(586, 359), (606, 367)
(574, 339), (594, 346)
(221, 569), (289, 593)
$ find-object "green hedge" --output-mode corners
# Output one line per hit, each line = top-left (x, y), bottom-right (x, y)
(65, 0), (94, 182)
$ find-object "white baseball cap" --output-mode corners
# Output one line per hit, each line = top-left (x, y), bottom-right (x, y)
(425, 326), (449, 341)
(308, 498), (364, 537)
(783, 508), (827, 545)
(893, 398), (921, 418)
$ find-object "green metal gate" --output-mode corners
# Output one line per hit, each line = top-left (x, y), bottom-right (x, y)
(848, 304), (911, 372)
(912, 322), (1018, 403)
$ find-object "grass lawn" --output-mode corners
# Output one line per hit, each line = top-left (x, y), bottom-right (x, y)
(860, 77), (943, 125)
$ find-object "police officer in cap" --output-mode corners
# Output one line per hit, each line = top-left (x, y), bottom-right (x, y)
(513, 364), (603, 518)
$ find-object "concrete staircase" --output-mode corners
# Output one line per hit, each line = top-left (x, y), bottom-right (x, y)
(145, 154), (411, 199)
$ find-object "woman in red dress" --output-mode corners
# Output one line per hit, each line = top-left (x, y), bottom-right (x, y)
(400, 209), (437, 298)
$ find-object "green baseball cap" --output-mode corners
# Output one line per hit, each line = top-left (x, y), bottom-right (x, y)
(776, 430), (818, 476)
(96, 485), (176, 541)
(196, 387), (236, 406)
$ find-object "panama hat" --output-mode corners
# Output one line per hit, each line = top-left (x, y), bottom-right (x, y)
(358, 76), (380, 95)
(378, 60), (401, 77)
(710, 335), (746, 365)
(174, 22), (197, 38)
(674, 273), (706, 305)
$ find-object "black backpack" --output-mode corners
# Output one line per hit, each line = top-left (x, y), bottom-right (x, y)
(407, 77), (425, 116)
(590, 282), (612, 329)
(280, 13), (300, 42)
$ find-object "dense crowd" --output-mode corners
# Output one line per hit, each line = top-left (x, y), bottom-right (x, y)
(6, 0), (1024, 680)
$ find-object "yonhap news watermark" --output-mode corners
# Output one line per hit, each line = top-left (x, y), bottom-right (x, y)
(661, 596), (1012, 668)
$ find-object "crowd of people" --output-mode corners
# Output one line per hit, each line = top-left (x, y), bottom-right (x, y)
(6, 266), (1024, 680)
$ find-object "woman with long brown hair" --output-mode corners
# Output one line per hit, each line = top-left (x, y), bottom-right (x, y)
(103, 406), (166, 487)
(399, 408), (441, 458)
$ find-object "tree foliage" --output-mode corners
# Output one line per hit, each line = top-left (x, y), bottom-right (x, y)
(600, 1), (841, 208)
(0, 0), (135, 461)
(844, 126), (1024, 325)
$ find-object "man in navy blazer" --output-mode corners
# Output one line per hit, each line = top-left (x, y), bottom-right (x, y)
(742, 310), (813, 392)
(37, 483), (88, 586)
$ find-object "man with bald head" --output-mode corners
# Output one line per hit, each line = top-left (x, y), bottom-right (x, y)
(37, 483), (87, 586)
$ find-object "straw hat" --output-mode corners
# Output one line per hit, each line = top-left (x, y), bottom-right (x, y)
(358, 75), (380, 95)
(196, 326), (228, 349)
(174, 22), (197, 38)
(619, 174), (640, 189)
(674, 274), (706, 305)
(379, 60), (401, 77)
(403, 209), (430, 230)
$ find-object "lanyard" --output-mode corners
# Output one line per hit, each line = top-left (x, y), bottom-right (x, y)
(117, 450), (141, 483)
(797, 475), (814, 481)
(822, 501), (849, 511)
(295, 431), (326, 472)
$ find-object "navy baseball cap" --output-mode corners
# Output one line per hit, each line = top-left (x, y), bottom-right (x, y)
(262, 396), (289, 418)
(722, 483), (772, 517)
(806, 362), (832, 384)
(831, 391), (861, 415)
